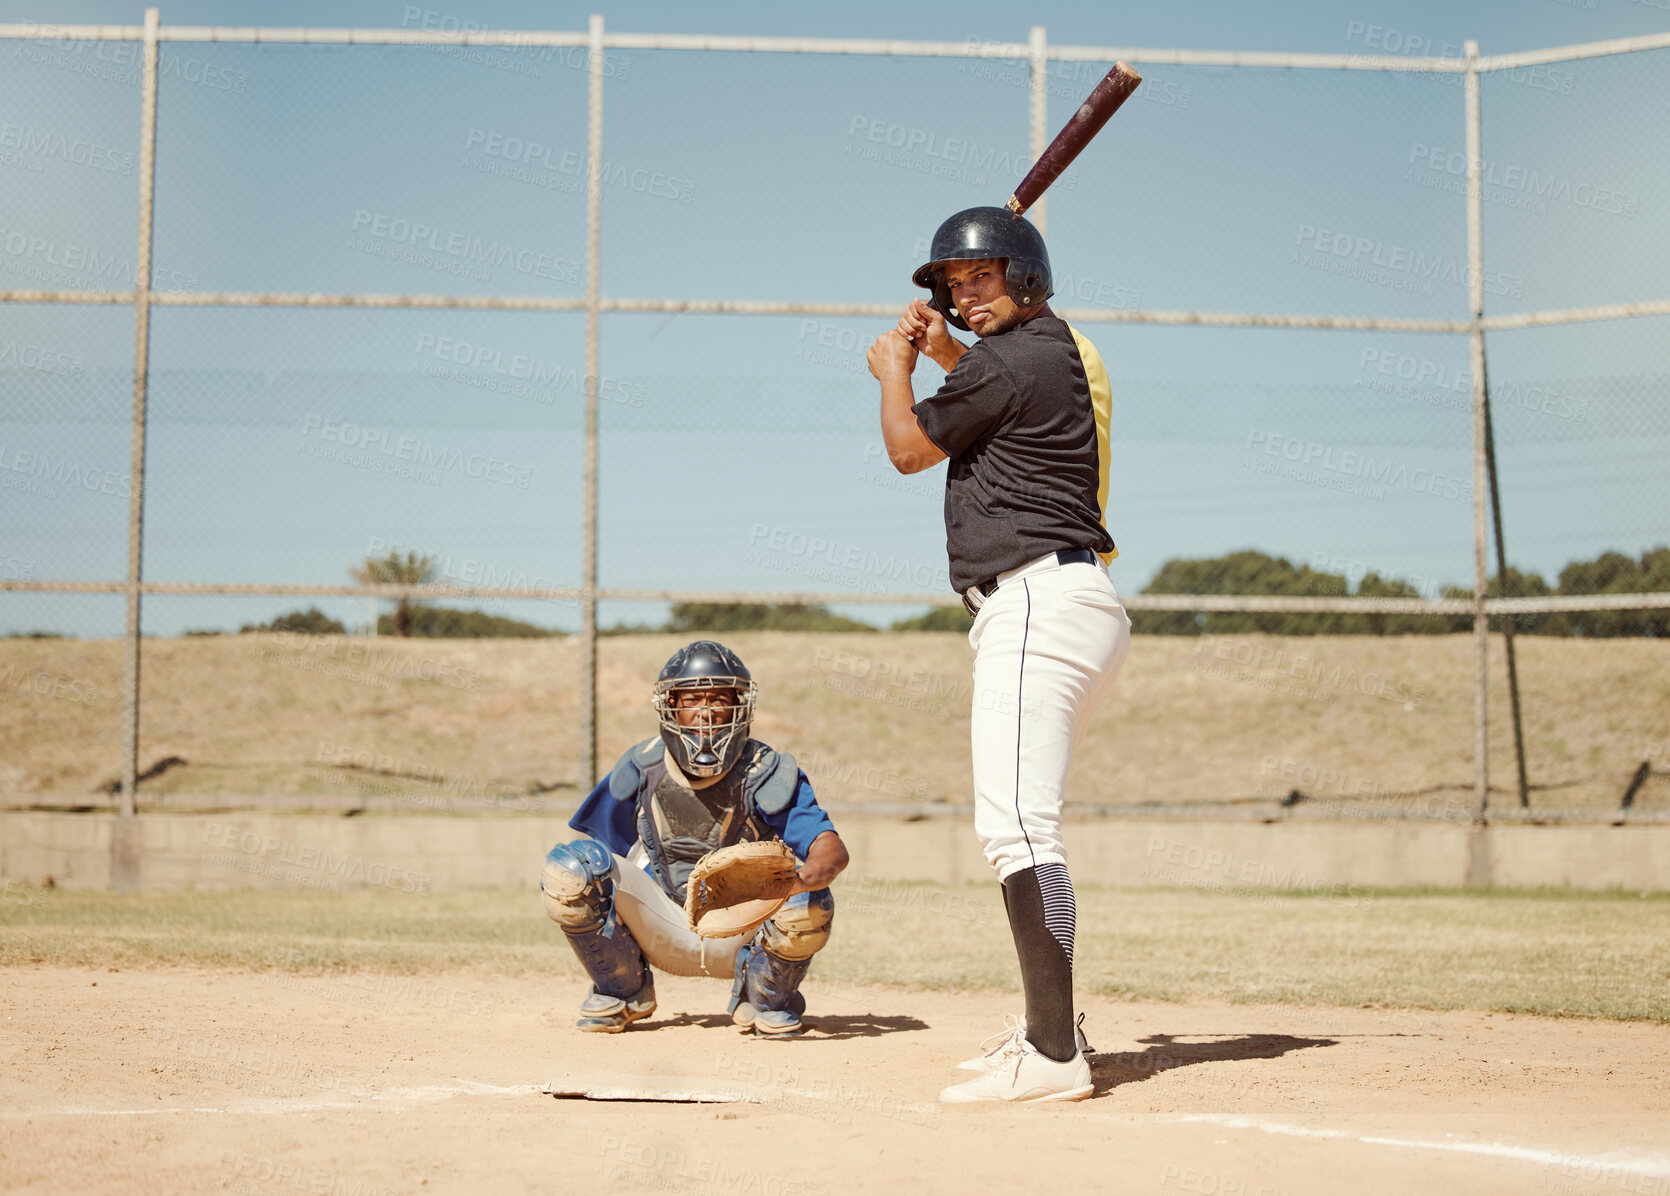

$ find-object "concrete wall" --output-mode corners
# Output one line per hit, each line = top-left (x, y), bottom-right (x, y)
(2, 812), (1667, 893)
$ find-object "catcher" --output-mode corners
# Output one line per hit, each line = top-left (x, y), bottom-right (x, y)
(540, 640), (848, 1037)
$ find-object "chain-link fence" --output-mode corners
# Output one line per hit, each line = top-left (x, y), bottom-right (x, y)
(3, 14), (1667, 832)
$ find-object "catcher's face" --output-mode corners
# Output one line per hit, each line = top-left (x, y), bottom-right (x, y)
(670, 685), (740, 732)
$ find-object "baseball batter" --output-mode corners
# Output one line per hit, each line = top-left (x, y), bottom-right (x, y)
(540, 640), (848, 1037)
(868, 207), (1131, 1102)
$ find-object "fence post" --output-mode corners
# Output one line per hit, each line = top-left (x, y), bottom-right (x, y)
(1028, 25), (1048, 237)
(579, 13), (604, 794)
(1464, 40), (1492, 826)
(113, 5), (162, 885)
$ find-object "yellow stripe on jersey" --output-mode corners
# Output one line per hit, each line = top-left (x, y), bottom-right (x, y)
(1066, 323), (1117, 563)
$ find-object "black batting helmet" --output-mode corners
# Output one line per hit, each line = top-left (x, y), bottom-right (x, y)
(651, 640), (757, 779)
(912, 206), (1053, 332)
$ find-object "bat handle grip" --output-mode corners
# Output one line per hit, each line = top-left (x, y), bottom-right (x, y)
(1004, 195), (1028, 217)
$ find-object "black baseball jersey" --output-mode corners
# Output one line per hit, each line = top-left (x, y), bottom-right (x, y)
(911, 314), (1117, 592)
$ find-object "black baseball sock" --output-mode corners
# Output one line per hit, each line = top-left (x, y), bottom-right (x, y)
(1000, 864), (1077, 1063)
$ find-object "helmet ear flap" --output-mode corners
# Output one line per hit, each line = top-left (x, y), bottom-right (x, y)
(931, 278), (971, 333)
(1006, 257), (1053, 307)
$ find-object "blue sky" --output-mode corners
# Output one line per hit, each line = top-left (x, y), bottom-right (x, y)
(2, 1), (1666, 636)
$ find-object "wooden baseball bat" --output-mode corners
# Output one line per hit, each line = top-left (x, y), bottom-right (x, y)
(1006, 61), (1142, 216)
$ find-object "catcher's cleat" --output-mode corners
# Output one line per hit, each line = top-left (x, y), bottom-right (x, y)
(939, 1037), (1092, 1104)
(957, 1012), (1093, 1072)
(732, 990), (807, 1038)
(575, 978), (657, 1033)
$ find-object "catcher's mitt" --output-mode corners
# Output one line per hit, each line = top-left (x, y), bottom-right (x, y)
(684, 839), (800, 940)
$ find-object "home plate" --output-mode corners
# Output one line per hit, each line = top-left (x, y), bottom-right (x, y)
(542, 1074), (782, 1104)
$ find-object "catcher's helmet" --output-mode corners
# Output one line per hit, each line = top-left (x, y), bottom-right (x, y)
(912, 206), (1053, 332)
(652, 640), (758, 779)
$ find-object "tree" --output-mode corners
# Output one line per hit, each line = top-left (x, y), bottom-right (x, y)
(665, 603), (875, 633)
(1557, 546), (1669, 637)
(352, 551), (435, 637)
(890, 606), (973, 632)
(379, 606), (560, 638)
(240, 607), (346, 635)
(1140, 550), (1353, 635)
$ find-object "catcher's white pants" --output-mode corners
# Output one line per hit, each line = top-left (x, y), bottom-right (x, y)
(967, 553), (1131, 880)
(608, 851), (750, 979)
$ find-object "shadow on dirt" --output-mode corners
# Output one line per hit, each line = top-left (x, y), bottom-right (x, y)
(647, 1011), (932, 1040)
(1090, 1032), (1338, 1096)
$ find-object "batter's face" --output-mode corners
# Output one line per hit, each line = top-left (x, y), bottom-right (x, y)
(943, 257), (1032, 336)
(670, 684), (739, 732)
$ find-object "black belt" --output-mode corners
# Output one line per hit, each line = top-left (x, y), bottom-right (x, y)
(969, 548), (1098, 601)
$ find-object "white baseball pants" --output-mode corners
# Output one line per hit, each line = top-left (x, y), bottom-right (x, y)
(967, 553), (1131, 880)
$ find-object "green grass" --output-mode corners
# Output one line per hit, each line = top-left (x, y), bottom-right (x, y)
(4, 882), (1667, 1022)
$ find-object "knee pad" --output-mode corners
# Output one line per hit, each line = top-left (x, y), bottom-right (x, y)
(540, 838), (616, 931)
(760, 887), (834, 961)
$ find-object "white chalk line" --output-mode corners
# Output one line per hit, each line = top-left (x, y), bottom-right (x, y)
(1174, 1114), (1670, 1181)
(7, 1078), (539, 1117)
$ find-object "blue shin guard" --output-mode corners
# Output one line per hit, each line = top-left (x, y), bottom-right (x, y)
(727, 939), (810, 1037)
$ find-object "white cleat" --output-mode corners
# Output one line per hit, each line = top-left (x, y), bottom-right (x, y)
(957, 1012), (1093, 1072)
(939, 1035), (1093, 1104)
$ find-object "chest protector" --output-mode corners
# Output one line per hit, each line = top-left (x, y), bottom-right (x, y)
(606, 737), (801, 903)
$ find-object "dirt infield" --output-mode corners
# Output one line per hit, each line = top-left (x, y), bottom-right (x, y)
(4, 967), (1668, 1195)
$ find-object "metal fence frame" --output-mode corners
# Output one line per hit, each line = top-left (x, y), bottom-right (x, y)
(3, 11), (1668, 825)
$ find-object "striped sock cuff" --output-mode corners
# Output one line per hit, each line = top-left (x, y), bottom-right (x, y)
(1034, 861), (1077, 966)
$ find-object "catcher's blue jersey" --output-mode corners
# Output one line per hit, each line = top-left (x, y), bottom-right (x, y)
(568, 760), (835, 863)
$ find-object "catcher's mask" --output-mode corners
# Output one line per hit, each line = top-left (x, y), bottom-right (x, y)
(912, 206), (1052, 332)
(653, 640), (757, 779)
